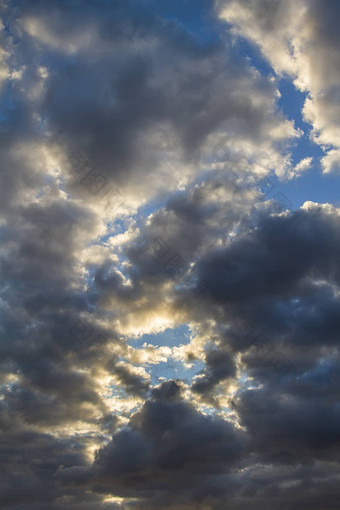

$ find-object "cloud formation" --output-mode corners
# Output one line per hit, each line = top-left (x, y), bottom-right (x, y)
(0, 0), (339, 509)
(218, 0), (340, 174)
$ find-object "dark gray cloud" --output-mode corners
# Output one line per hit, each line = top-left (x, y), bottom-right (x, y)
(1, 0), (295, 207)
(111, 362), (150, 397)
(84, 382), (246, 507)
(191, 348), (236, 399)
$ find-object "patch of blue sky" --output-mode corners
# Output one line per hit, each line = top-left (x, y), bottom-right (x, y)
(236, 51), (340, 208)
(128, 325), (202, 386)
(271, 168), (340, 209)
(277, 78), (340, 207)
(129, 324), (191, 348)
(278, 78), (323, 167)
(149, 358), (205, 387)
(226, 36), (340, 208)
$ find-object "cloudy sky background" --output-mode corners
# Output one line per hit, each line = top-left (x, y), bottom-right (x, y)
(0, 0), (340, 508)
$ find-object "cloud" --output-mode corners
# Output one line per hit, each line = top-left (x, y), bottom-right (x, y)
(217, 0), (340, 173)
(292, 156), (313, 178)
(191, 348), (236, 400)
(84, 381), (246, 508)
(0, 0), (339, 508)
(1, 0), (298, 210)
(321, 149), (340, 174)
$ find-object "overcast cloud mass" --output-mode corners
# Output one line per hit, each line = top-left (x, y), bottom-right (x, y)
(0, 1), (339, 509)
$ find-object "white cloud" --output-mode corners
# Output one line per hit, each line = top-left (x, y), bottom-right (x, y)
(321, 148), (340, 175)
(217, 0), (340, 173)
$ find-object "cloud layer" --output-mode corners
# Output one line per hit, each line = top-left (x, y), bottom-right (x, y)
(0, 1), (339, 509)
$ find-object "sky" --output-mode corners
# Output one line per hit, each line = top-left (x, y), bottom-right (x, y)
(0, 0), (340, 509)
